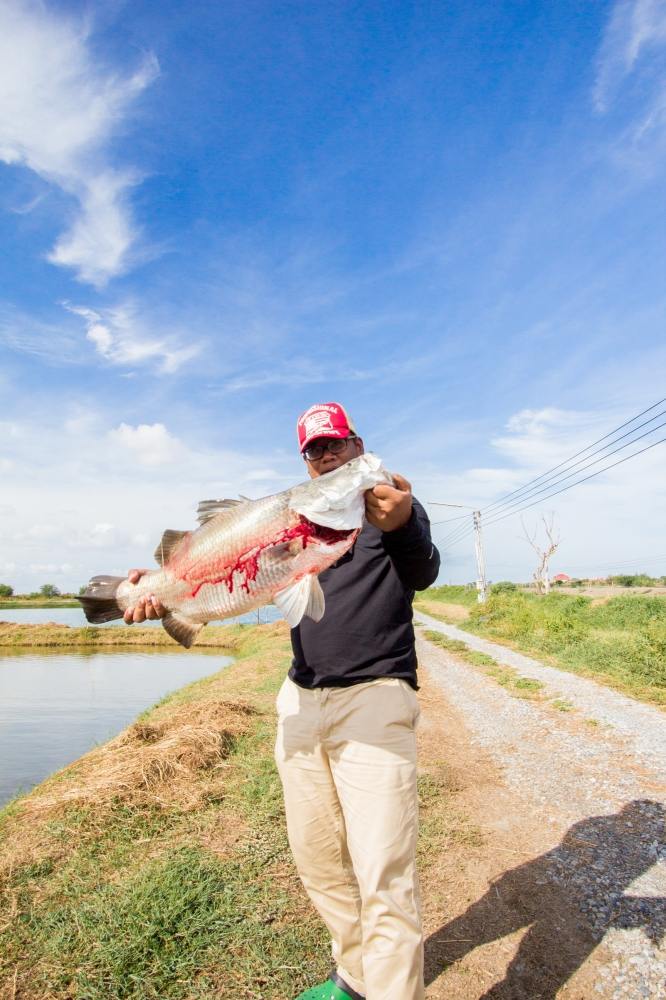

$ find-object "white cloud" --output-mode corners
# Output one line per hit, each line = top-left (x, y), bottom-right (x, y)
(48, 171), (142, 287)
(0, 305), (83, 364)
(595, 0), (666, 110)
(224, 366), (372, 392)
(0, 0), (158, 286)
(594, 0), (666, 163)
(491, 408), (602, 470)
(28, 563), (73, 577)
(63, 406), (99, 435)
(0, 407), (300, 592)
(107, 423), (184, 467)
(65, 302), (200, 373)
(26, 523), (61, 540)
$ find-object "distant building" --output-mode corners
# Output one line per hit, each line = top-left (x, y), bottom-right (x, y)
(552, 573), (571, 583)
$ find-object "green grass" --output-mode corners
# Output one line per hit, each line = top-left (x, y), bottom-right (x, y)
(423, 630), (544, 699)
(419, 589), (666, 706)
(421, 584), (479, 607)
(4, 813), (327, 999)
(0, 625), (331, 999)
(551, 699), (574, 712)
(1, 621), (484, 999)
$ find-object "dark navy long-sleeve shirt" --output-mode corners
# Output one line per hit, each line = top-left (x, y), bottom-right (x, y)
(289, 498), (440, 689)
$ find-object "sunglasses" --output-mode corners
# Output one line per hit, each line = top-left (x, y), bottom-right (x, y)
(302, 436), (356, 461)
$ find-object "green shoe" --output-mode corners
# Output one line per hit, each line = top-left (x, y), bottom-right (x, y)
(294, 972), (365, 1000)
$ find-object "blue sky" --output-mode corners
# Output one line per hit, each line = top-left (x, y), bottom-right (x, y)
(1, 0), (665, 591)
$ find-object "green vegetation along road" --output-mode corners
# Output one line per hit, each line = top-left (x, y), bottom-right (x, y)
(415, 586), (666, 707)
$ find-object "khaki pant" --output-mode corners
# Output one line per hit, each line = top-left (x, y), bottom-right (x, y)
(275, 676), (424, 1000)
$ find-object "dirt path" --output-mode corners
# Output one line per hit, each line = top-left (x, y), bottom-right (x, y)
(415, 619), (665, 1000)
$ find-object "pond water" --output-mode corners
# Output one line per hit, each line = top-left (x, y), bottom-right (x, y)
(0, 606), (281, 627)
(0, 648), (233, 807)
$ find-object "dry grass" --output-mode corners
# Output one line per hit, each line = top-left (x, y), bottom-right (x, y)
(0, 624), (288, 878)
(23, 699), (256, 813)
(0, 698), (258, 890)
(415, 599), (470, 623)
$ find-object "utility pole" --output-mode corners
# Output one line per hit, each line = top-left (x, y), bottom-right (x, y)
(427, 500), (488, 600)
(473, 510), (488, 603)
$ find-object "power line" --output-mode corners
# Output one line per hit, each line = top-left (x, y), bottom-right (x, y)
(432, 398), (666, 555)
(483, 410), (666, 516)
(431, 513), (471, 525)
(487, 554), (666, 573)
(480, 406), (666, 519)
(481, 396), (666, 517)
(434, 399), (666, 550)
(483, 433), (666, 528)
(554, 554), (666, 573)
(435, 432), (666, 550)
(475, 415), (666, 524)
(437, 525), (478, 552)
(426, 501), (475, 526)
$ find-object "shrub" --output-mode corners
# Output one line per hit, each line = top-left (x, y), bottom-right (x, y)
(465, 588), (666, 699)
(592, 595), (666, 629)
(610, 574), (662, 587)
(491, 581), (517, 593)
(425, 584), (479, 607)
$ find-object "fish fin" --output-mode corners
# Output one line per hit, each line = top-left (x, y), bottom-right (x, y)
(161, 611), (204, 649)
(79, 575), (125, 623)
(196, 498), (246, 526)
(273, 575), (325, 627)
(305, 575), (325, 621)
(154, 529), (189, 567)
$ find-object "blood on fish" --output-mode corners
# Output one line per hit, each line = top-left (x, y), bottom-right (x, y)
(188, 515), (353, 598)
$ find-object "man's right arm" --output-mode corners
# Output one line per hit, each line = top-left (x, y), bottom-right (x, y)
(123, 569), (166, 623)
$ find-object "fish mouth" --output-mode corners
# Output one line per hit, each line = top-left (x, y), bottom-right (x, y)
(299, 515), (356, 545)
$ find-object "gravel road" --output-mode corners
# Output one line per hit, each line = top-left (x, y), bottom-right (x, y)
(415, 611), (666, 999)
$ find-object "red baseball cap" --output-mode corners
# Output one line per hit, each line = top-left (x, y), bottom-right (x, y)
(297, 402), (357, 453)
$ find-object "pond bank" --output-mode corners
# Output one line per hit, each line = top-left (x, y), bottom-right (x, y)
(0, 600), (79, 609)
(0, 621), (246, 650)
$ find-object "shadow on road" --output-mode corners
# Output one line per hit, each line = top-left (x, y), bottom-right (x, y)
(424, 799), (665, 999)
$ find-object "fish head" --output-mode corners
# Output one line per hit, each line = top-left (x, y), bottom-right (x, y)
(288, 453), (393, 530)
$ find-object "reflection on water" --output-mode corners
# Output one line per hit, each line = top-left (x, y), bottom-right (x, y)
(0, 648), (233, 807)
(0, 606), (281, 627)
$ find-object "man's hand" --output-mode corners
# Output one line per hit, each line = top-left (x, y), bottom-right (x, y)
(365, 473), (413, 532)
(123, 569), (166, 623)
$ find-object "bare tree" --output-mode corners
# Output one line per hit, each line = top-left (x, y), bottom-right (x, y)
(521, 514), (560, 594)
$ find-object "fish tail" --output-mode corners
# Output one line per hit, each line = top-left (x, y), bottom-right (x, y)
(78, 575), (125, 623)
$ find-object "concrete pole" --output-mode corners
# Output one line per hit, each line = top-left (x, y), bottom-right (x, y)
(473, 510), (488, 603)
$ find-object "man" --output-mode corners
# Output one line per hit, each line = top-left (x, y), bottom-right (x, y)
(124, 402), (440, 1000)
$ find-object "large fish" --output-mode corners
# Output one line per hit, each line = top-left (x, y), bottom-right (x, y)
(79, 453), (392, 648)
